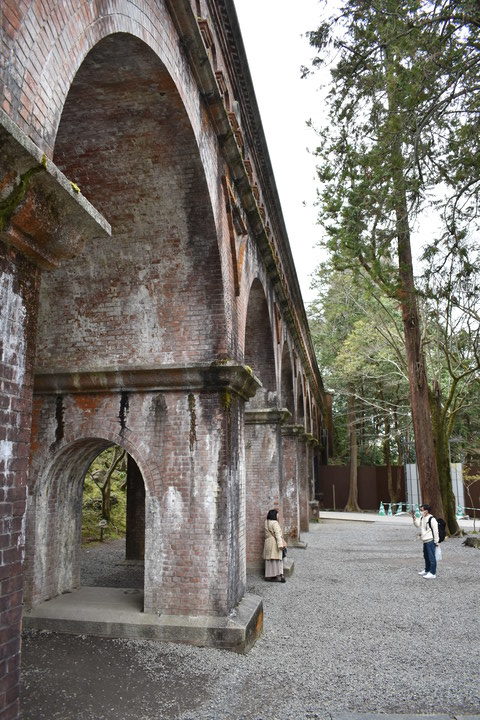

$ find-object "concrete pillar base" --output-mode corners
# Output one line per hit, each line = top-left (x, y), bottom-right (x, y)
(23, 586), (263, 654)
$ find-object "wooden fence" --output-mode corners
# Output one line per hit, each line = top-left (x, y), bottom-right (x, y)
(317, 465), (405, 511)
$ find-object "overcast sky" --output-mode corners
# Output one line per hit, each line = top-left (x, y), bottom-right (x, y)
(234, 0), (435, 299)
(234, 0), (325, 305)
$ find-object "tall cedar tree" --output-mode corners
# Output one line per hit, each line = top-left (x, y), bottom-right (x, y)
(307, 0), (480, 532)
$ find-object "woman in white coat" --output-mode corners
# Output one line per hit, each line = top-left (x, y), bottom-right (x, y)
(263, 508), (287, 583)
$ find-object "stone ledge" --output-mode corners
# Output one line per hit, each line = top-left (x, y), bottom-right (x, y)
(0, 108), (110, 268)
(281, 423), (306, 438)
(33, 362), (261, 401)
(245, 407), (291, 425)
(23, 586), (263, 654)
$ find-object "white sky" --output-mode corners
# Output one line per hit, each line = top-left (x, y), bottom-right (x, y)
(234, 0), (433, 301)
(234, 0), (325, 305)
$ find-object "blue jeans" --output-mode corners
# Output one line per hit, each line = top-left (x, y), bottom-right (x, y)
(423, 541), (436, 575)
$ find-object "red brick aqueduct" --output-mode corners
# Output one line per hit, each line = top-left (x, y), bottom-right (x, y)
(0, 1), (328, 716)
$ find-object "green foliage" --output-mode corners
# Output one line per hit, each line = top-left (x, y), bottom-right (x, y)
(308, 267), (411, 464)
(308, 0), (480, 299)
(82, 446), (127, 542)
(307, 0), (480, 528)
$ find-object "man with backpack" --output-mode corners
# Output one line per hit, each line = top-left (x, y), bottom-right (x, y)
(412, 504), (440, 579)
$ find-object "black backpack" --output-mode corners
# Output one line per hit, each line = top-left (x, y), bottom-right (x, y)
(428, 516), (446, 543)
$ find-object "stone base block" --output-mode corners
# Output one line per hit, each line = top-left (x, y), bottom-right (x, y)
(289, 539), (308, 549)
(23, 586), (263, 654)
(283, 558), (294, 576)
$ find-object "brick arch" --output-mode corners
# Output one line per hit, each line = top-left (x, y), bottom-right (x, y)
(306, 394), (312, 434)
(280, 342), (294, 415)
(25, 432), (152, 607)
(34, 32), (227, 370)
(6, 2), (199, 155)
(244, 278), (276, 408)
(296, 379), (305, 427)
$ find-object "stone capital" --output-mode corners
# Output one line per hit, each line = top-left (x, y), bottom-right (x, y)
(245, 407), (291, 425)
(33, 362), (261, 401)
(280, 423), (305, 438)
(0, 109), (110, 269)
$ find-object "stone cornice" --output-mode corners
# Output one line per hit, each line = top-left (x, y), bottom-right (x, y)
(0, 109), (110, 269)
(33, 363), (261, 401)
(245, 407), (292, 425)
(164, 0), (324, 407)
(280, 424), (306, 438)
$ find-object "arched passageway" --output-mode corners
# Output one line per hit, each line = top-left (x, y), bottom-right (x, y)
(280, 345), (301, 540)
(25, 438), (147, 606)
(243, 280), (282, 570)
(36, 33), (226, 373)
(25, 31), (259, 633)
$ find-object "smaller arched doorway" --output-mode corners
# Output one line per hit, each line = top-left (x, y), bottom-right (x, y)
(25, 438), (147, 608)
(81, 446), (145, 590)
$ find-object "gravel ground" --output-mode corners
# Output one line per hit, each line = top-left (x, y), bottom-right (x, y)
(22, 520), (480, 719)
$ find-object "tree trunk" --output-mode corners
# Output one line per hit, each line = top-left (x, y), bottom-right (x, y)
(99, 446), (125, 522)
(429, 384), (460, 535)
(384, 47), (444, 517)
(383, 414), (396, 502)
(345, 390), (361, 511)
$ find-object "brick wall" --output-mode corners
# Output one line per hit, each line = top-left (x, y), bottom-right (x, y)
(26, 386), (246, 616)
(1, 1), (324, 714)
(34, 33), (227, 371)
(0, 242), (39, 720)
(245, 420), (282, 570)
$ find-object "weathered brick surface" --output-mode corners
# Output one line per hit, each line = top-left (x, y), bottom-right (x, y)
(245, 420), (282, 570)
(281, 429), (300, 541)
(26, 387), (246, 616)
(0, 241), (39, 720)
(126, 454), (145, 561)
(298, 439), (310, 533)
(1, 2), (326, 716)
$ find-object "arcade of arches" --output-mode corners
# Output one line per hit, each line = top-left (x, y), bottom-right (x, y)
(0, 2), (329, 717)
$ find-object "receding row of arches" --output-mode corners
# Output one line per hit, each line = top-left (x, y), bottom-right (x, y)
(19, 28), (324, 642)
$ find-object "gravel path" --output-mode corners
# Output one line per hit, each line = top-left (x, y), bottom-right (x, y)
(22, 520), (480, 719)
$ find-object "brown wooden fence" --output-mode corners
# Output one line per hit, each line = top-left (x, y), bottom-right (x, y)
(317, 465), (405, 511)
(317, 464), (480, 514)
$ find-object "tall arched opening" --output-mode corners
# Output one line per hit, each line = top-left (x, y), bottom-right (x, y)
(25, 32), (260, 636)
(36, 32), (226, 373)
(243, 279), (280, 571)
(280, 344), (301, 541)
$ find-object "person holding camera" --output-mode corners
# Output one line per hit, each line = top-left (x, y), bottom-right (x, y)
(412, 503), (439, 579)
(263, 508), (287, 583)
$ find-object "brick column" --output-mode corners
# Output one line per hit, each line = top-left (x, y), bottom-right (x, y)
(1, 111), (110, 720)
(298, 434), (309, 533)
(143, 367), (260, 617)
(244, 408), (290, 572)
(280, 424), (304, 542)
(28, 364), (261, 622)
(0, 245), (39, 720)
(126, 454), (145, 562)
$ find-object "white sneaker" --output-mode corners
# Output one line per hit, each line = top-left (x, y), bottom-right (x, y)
(423, 572), (436, 579)
(418, 570), (427, 575)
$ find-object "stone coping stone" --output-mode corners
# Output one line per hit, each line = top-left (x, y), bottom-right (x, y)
(23, 586), (263, 654)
